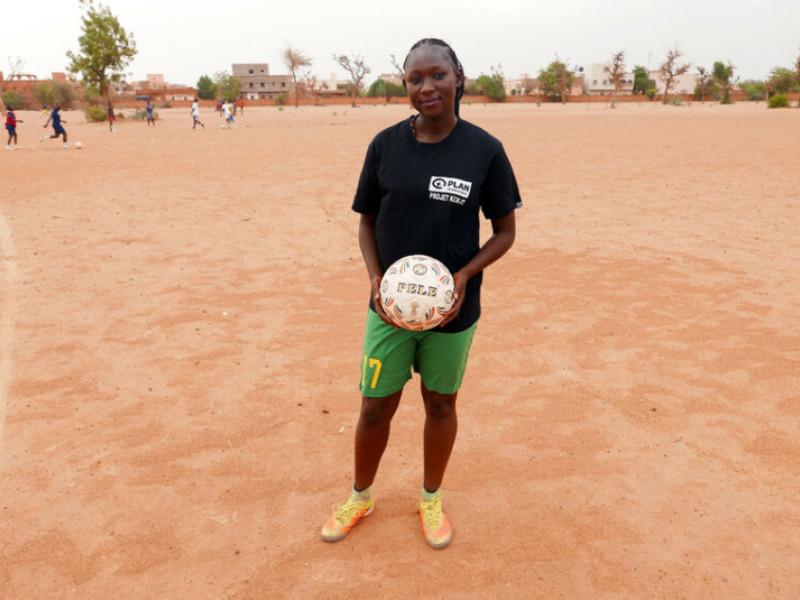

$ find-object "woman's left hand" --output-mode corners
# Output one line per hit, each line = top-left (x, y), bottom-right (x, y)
(438, 271), (468, 328)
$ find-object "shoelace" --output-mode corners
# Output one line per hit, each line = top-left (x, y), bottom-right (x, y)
(333, 499), (368, 524)
(420, 497), (443, 529)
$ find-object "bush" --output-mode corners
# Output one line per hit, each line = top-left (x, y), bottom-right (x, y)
(275, 93), (287, 106)
(33, 81), (77, 109)
(739, 80), (765, 101)
(1, 91), (28, 110)
(367, 79), (405, 98)
(85, 105), (107, 122)
(768, 93), (789, 108)
(160, 100), (172, 108)
(645, 87), (657, 100)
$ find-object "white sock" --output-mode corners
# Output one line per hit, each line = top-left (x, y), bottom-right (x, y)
(351, 485), (372, 500)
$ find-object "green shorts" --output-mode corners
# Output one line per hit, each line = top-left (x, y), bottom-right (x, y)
(359, 309), (478, 398)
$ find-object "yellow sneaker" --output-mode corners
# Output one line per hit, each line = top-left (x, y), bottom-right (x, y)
(321, 490), (374, 543)
(419, 489), (452, 549)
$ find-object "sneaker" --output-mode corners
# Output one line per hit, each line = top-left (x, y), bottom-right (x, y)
(321, 489), (374, 542)
(4, 146), (11, 151)
(419, 489), (452, 549)
(63, 144), (69, 149)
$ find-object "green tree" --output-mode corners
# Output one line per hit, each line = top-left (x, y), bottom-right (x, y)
(367, 79), (405, 98)
(538, 60), (574, 103)
(196, 75), (216, 100)
(632, 65), (652, 95)
(474, 65), (506, 102)
(766, 67), (798, 94)
(283, 46), (312, 108)
(213, 72), (241, 101)
(712, 61), (735, 104)
(1, 91), (27, 110)
(739, 80), (765, 101)
(66, 0), (137, 107)
(33, 81), (78, 108)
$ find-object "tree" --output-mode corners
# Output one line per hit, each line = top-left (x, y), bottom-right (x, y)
(739, 80), (765, 101)
(196, 75), (216, 100)
(213, 72), (241, 101)
(696, 66), (709, 103)
(33, 81), (78, 109)
(334, 54), (370, 108)
(302, 70), (322, 105)
(474, 65), (506, 102)
(659, 48), (691, 105)
(713, 61), (735, 104)
(632, 65), (653, 95)
(283, 46), (312, 108)
(766, 67), (797, 95)
(604, 50), (625, 108)
(66, 0), (137, 108)
(538, 60), (574, 104)
(7, 56), (26, 80)
(367, 79), (405, 98)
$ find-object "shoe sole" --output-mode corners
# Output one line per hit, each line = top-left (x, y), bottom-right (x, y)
(321, 506), (373, 543)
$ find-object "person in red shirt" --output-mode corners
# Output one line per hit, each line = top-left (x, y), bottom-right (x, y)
(5, 107), (22, 150)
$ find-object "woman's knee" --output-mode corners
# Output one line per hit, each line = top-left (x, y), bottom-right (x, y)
(359, 394), (400, 427)
(423, 392), (457, 419)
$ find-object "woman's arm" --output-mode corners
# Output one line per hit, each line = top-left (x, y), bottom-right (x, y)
(439, 210), (516, 327)
(358, 213), (398, 326)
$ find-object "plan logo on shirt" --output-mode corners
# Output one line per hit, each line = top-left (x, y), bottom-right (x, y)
(428, 176), (472, 206)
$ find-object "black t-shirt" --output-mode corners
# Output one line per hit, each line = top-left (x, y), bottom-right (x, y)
(352, 118), (522, 333)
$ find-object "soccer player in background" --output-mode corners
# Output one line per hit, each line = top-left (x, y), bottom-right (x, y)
(5, 106), (22, 150)
(42, 105), (68, 149)
(191, 98), (205, 129)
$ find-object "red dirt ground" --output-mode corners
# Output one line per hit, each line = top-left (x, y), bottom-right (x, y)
(1, 102), (799, 599)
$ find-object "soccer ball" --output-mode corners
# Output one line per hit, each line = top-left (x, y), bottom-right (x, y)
(380, 255), (455, 331)
(74, 141), (83, 149)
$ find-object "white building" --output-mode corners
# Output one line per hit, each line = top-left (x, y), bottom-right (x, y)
(649, 70), (700, 95)
(583, 63), (634, 95)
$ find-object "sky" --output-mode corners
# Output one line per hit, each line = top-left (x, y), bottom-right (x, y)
(3, 0), (799, 85)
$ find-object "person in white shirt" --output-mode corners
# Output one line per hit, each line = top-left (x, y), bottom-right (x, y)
(191, 98), (205, 129)
(223, 100), (235, 128)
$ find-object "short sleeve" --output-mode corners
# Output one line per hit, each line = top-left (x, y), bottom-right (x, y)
(480, 146), (523, 219)
(352, 139), (381, 214)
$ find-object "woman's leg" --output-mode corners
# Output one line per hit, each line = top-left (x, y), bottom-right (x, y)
(354, 390), (402, 490)
(421, 384), (458, 492)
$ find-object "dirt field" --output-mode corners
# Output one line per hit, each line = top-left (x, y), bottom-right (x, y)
(1, 102), (799, 599)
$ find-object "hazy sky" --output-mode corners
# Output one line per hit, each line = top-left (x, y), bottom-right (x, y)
(4, 0), (799, 85)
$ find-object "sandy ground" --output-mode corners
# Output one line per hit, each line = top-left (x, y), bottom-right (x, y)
(0, 102), (799, 599)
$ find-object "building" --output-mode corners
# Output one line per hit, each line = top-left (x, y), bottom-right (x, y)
(583, 63), (634, 95)
(146, 74), (166, 89)
(232, 63), (293, 100)
(649, 70), (700, 95)
(0, 71), (81, 107)
(377, 73), (403, 86)
(318, 73), (349, 95)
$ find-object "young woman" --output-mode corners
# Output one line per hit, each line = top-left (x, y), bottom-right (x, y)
(5, 106), (22, 149)
(42, 105), (68, 149)
(321, 38), (521, 549)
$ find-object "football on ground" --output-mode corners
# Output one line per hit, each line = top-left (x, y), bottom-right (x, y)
(380, 255), (454, 331)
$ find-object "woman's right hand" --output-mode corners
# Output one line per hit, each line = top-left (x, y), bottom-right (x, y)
(371, 274), (399, 328)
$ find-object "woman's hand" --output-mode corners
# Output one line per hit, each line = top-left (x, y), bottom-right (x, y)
(371, 274), (400, 328)
(438, 271), (468, 328)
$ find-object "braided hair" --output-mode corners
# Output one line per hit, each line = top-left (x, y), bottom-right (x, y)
(403, 38), (465, 117)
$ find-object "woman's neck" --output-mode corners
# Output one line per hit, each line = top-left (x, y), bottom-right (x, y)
(413, 113), (458, 143)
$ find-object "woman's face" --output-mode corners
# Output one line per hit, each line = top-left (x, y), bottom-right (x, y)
(404, 45), (461, 119)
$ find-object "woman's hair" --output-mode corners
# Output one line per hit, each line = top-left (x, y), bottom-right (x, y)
(403, 38), (465, 117)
